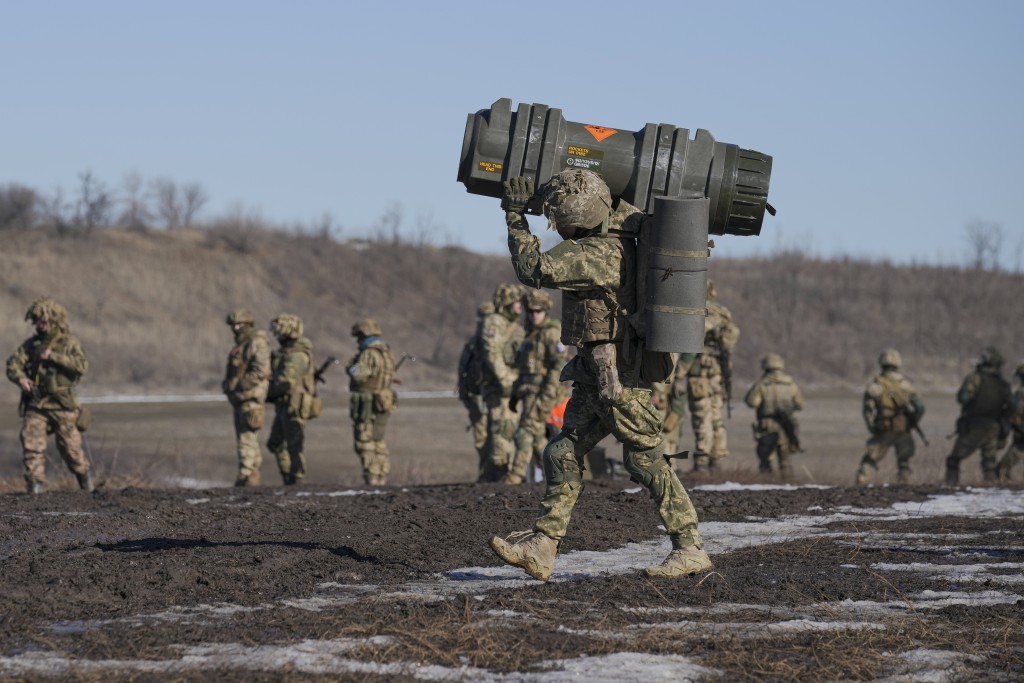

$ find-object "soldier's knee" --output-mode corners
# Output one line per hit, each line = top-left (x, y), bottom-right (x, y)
(623, 447), (670, 488)
(543, 437), (582, 486)
(513, 428), (533, 451)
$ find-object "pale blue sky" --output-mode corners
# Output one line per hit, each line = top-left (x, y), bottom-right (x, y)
(3, 0), (1022, 264)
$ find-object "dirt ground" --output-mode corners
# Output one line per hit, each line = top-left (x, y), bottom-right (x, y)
(1, 394), (1023, 681)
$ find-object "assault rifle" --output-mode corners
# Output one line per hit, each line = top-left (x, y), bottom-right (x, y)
(775, 411), (803, 453)
(901, 406), (929, 446)
(720, 347), (733, 418)
(314, 356), (339, 384)
(392, 352), (415, 385)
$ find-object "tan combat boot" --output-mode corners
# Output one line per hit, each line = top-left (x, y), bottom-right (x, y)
(489, 530), (558, 581)
(501, 472), (524, 485)
(644, 546), (713, 578)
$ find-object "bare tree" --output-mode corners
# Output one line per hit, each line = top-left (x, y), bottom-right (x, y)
(181, 182), (208, 227)
(74, 171), (113, 233)
(118, 172), (152, 231)
(0, 183), (39, 231)
(964, 221), (1003, 271)
(152, 178), (181, 229)
(41, 187), (73, 235)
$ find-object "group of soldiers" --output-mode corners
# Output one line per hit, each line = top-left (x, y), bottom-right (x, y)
(4, 297), (399, 492)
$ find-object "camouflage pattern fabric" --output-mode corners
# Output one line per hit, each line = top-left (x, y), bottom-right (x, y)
(946, 421), (1003, 484)
(686, 298), (738, 470)
(856, 366), (925, 485)
(744, 368), (804, 478)
(509, 316), (567, 481)
(997, 385), (1024, 480)
(20, 408), (88, 486)
(267, 335), (315, 484)
(223, 325), (271, 481)
(348, 337), (396, 484)
(478, 308), (524, 481)
(946, 363), (1012, 484)
(506, 208), (704, 552)
(858, 432), (916, 484)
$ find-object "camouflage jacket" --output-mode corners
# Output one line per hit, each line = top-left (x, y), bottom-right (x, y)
(478, 310), (524, 397)
(348, 337), (394, 395)
(688, 298), (739, 379)
(223, 327), (271, 407)
(745, 370), (804, 421)
(7, 328), (88, 411)
(268, 336), (315, 404)
(512, 317), (567, 406)
(863, 369), (924, 434)
(956, 365), (1012, 422)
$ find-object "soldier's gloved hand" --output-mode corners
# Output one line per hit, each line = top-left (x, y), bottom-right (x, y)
(501, 176), (534, 215)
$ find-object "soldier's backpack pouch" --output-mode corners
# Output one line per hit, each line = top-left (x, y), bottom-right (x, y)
(300, 393), (323, 421)
(243, 401), (265, 430)
(75, 406), (93, 432)
(373, 389), (396, 413)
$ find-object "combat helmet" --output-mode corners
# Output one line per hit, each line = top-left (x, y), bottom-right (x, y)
(25, 296), (69, 329)
(476, 301), (495, 320)
(226, 308), (255, 326)
(492, 282), (524, 311)
(540, 168), (612, 231)
(979, 346), (1003, 367)
(351, 318), (382, 338)
(271, 313), (304, 340)
(761, 352), (785, 371)
(524, 288), (553, 312)
(878, 349), (902, 369)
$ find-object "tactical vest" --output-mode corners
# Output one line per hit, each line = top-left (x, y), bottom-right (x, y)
(557, 234), (636, 345)
(517, 319), (561, 384)
(874, 373), (911, 431)
(962, 370), (1011, 420)
(755, 374), (799, 419)
(16, 330), (85, 410)
(456, 336), (483, 396)
(350, 341), (395, 393)
(225, 329), (269, 397)
(271, 337), (315, 398)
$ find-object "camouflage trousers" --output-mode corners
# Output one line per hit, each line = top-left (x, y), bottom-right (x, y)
(461, 396), (488, 478)
(21, 407), (89, 485)
(233, 402), (265, 478)
(946, 420), (1002, 484)
(352, 410), (391, 483)
(661, 407), (685, 457)
(533, 383), (703, 550)
(857, 431), (914, 484)
(753, 420), (796, 478)
(481, 391), (516, 482)
(997, 435), (1024, 481)
(510, 387), (560, 481)
(688, 391), (729, 469)
(268, 403), (306, 484)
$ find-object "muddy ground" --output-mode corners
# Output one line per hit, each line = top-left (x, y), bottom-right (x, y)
(1, 479), (1023, 682)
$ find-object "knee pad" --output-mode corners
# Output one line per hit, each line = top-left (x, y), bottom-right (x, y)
(513, 428), (534, 452)
(543, 436), (582, 487)
(623, 447), (671, 489)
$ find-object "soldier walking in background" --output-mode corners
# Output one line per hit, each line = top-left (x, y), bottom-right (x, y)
(996, 363), (1024, 481)
(505, 289), (568, 485)
(686, 279), (739, 472)
(6, 297), (92, 494)
(266, 314), (317, 486)
(490, 169), (711, 580)
(477, 283), (525, 482)
(348, 318), (396, 486)
(653, 354), (696, 459)
(744, 353), (804, 479)
(222, 308), (271, 487)
(456, 301), (493, 479)
(945, 347), (1013, 485)
(855, 349), (925, 485)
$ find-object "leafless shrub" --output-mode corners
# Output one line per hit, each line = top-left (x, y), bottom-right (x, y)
(0, 183), (39, 231)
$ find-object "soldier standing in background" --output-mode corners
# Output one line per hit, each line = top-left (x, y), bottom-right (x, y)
(477, 283), (525, 482)
(456, 301), (494, 479)
(685, 280), (739, 472)
(505, 289), (568, 485)
(490, 169), (711, 580)
(653, 354), (696, 458)
(266, 313), (316, 486)
(744, 353), (805, 480)
(348, 318), (396, 486)
(222, 308), (271, 487)
(945, 347), (1013, 485)
(855, 349), (925, 485)
(996, 363), (1024, 481)
(7, 297), (92, 494)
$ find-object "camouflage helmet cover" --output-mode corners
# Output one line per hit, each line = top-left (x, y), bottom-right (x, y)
(878, 348), (902, 369)
(25, 296), (69, 328)
(351, 318), (382, 338)
(540, 168), (612, 231)
(493, 282), (524, 310)
(980, 346), (1003, 367)
(476, 301), (495, 319)
(226, 308), (255, 326)
(271, 313), (304, 339)
(524, 288), (553, 311)
(761, 352), (784, 371)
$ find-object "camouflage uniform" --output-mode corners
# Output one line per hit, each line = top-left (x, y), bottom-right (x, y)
(456, 302), (493, 478)
(855, 349), (926, 485)
(686, 284), (739, 470)
(946, 347), (1013, 485)
(222, 309), (271, 486)
(744, 353), (804, 479)
(477, 283), (525, 482)
(266, 314), (316, 486)
(348, 318), (396, 486)
(506, 289), (568, 484)
(996, 364), (1024, 481)
(653, 354), (696, 457)
(491, 169), (708, 581)
(6, 297), (91, 493)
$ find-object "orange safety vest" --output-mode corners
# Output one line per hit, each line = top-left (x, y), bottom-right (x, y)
(547, 397), (569, 429)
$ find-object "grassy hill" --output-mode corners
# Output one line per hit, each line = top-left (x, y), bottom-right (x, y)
(0, 226), (1021, 395)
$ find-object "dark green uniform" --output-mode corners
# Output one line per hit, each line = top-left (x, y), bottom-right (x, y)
(946, 354), (1012, 485)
